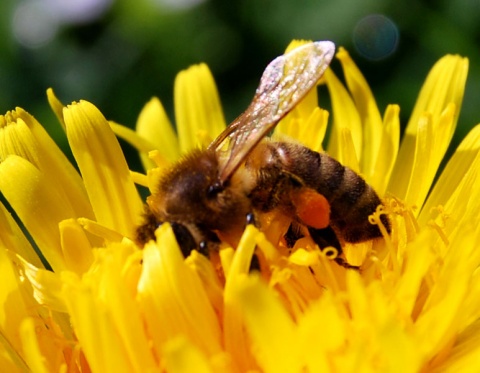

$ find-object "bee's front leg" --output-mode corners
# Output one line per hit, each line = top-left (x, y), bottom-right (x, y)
(170, 222), (220, 257)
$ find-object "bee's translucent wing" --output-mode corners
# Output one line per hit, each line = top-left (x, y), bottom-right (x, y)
(209, 41), (335, 184)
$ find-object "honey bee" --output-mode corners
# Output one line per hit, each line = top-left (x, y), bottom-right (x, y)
(136, 41), (390, 267)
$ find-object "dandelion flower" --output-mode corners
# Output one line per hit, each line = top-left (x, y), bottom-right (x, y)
(1, 40), (479, 373)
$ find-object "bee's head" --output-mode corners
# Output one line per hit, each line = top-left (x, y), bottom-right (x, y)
(147, 149), (249, 231)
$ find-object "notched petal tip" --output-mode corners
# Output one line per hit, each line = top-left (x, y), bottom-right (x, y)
(64, 99), (143, 238)
(46, 88), (66, 129)
(336, 45), (383, 179)
(324, 68), (363, 164)
(407, 54), (468, 135)
(136, 97), (179, 165)
(285, 39), (311, 53)
(389, 54), (469, 205)
(174, 63), (226, 153)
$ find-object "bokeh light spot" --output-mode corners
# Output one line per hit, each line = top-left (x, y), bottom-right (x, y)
(12, 0), (113, 49)
(353, 14), (399, 61)
(12, 2), (59, 49)
(149, 0), (207, 11)
(44, 0), (113, 24)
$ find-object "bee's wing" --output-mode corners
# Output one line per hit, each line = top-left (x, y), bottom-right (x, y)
(209, 41), (335, 184)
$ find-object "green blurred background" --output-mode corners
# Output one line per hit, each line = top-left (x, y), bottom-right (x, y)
(1, 0), (479, 173)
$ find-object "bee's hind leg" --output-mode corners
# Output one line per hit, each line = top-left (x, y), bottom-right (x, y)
(307, 226), (359, 270)
(284, 222), (305, 248)
(244, 212), (263, 272)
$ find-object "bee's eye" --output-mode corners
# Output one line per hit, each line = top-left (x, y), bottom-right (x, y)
(207, 181), (224, 198)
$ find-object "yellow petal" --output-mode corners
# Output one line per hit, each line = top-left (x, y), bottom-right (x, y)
(288, 248), (319, 266)
(0, 156), (72, 272)
(414, 227), (480, 360)
(285, 39), (311, 53)
(432, 320), (480, 373)
(403, 104), (457, 210)
(19, 318), (49, 373)
(337, 126), (360, 172)
(146, 150), (170, 177)
(62, 242), (157, 373)
(345, 270), (370, 328)
(268, 266), (310, 319)
(297, 293), (346, 372)
(419, 124), (480, 226)
(110, 120), (159, 170)
(408, 56), (468, 134)
(297, 107), (329, 152)
(0, 329), (29, 373)
(162, 336), (215, 373)
(389, 55), (468, 200)
(59, 219), (94, 274)
(2, 251), (71, 371)
(277, 107), (329, 153)
(325, 68), (363, 164)
(0, 107), (94, 221)
(185, 250), (224, 316)
(13, 253), (66, 312)
(46, 88), (66, 129)
(0, 244), (30, 361)
(343, 241), (370, 267)
(0, 201), (42, 268)
(376, 319), (421, 373)
(136, 97), (179, 166)
(62, 272), (134, 372)
(254, 229), (281, 263)
(219, 246), (235, 279)
(393, 230), (436, 317)
(77, 217), (125, 243)
(337, 47), (384, 179)
(233, 274), (302, 373)
(130, 170), (149, 188)
(137, 224), (222, 358)
(371, 104), (400, 195)
(275, 116), (301, 141)
(343, 272), (423, 372)
(223, 225), (260, 371)
(460, 265), (480, 329)
(226, 224), (258, 277)
(402, 112), (435, 208)
(174, 63), (226, 153)
(64, 100), (143, 238)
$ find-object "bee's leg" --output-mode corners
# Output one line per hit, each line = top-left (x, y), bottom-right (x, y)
(197, 231), (221, 257)
(170, 222), (199, 257)
(307, 225), (341, 252)
(135, 206), (161, 246)
(170, 222), (220, 258)
(284, 222), (304, 248)
(307, 226), (359, 270)
(333, 257), (359, 270)
(249, 253), (261, 272)
(245, 212), (262, 272)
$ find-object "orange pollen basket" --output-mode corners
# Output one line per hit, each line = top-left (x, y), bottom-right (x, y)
(293, 188), (330, 229)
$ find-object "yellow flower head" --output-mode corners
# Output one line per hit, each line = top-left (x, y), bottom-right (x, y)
(1, 40), (479, 373)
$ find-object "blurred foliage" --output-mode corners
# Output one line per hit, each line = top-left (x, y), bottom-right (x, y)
(1, 0), (480, 172)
